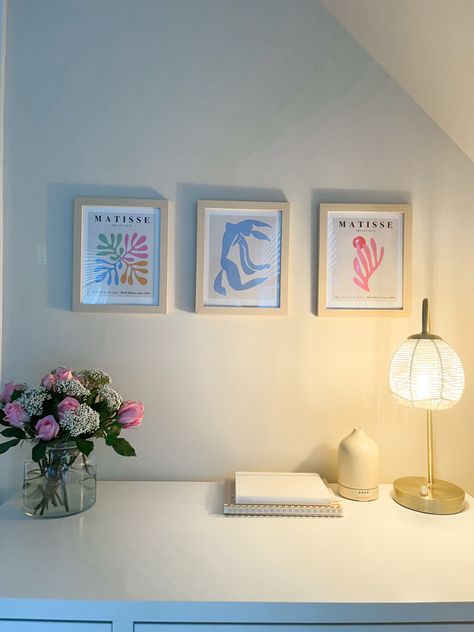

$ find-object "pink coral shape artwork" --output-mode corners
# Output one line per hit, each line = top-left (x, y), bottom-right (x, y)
(352, 235), (384, 292)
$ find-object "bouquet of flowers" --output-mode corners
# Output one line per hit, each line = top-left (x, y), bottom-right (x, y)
(0, 366), (144, 516)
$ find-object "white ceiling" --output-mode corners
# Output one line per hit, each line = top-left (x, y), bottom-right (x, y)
(319, 0), (474, 162)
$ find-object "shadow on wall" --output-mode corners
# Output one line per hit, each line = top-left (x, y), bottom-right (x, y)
(175, 183), (287, 312)
(310, 188), (411, 316)
(295, 443), (338, 483)
(46, 183), (165, 311)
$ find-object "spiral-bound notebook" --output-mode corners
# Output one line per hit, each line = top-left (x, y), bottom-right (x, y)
(223, 478), (343, 517)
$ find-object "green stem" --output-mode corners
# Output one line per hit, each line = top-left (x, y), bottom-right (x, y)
(31, 445), (78, 515)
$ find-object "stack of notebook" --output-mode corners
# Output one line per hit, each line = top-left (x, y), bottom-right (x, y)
(224, 471), (343, 517)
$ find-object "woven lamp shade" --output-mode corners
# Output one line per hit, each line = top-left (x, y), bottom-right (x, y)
(389, 338), (464, 411)
(389, 299), (465, 515)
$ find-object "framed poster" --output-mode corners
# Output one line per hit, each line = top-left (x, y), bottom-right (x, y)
(318, 203), (411, 316)
(195, 200), (289, 314)
(73, 197), (169, 313)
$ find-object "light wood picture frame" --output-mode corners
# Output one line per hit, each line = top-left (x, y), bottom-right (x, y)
(73, 197), (169, 313)
(318, 203), (412, 317)
(196, 200), (289, 315)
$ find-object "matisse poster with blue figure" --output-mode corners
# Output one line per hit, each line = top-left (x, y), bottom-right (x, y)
(202, 205), (285, 309)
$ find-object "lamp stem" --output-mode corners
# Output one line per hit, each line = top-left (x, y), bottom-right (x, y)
(422, 297), (430, 335)
(427, 409), (434, 486)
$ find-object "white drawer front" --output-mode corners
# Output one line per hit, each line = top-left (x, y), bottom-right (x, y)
(134, 625), (474, 632)
(0, 623), (111, 632)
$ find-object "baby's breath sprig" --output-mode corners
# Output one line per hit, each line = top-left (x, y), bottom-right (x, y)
(80, 369), (111, 389)
(55, 380), (90, 399)
(60, 404), (100, 437)
(18, 387), (51, 417)
(96, 384), (123, 411)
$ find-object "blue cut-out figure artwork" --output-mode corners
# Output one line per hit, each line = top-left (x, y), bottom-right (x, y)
(214, 219), (273, 296)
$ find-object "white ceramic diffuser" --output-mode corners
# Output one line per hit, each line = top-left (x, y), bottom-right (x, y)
(338, 428), (379, 501)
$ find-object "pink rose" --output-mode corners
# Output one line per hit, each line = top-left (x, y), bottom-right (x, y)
(35, 415), (60, 441)
(41, 373), (56, 389)
(1, 382), (16, 402)
(57, 396), (80, 419)
(3, 402), (30, 428)
(117, 400), (144, 429)
(55, 367), (74, 381)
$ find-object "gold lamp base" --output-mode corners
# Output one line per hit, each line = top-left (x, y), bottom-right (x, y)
(393, 476), (465, 515)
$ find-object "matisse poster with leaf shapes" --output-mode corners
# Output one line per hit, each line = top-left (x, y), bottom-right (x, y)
(74, 198), (169, 313)
(319, 204), (411, 315)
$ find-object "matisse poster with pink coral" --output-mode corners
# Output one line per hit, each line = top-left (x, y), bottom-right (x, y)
(318, 204), (411, 316)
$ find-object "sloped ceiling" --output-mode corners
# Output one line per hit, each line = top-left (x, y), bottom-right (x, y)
(319, 0), (474, 162)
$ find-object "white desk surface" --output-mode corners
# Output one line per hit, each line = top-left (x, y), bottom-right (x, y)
(0, 480), (473, 607)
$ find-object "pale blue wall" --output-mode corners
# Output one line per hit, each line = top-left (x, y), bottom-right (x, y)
(1, 0), (473, 502)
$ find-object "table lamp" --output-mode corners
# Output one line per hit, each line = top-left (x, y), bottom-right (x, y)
(388, 298), (465, 514)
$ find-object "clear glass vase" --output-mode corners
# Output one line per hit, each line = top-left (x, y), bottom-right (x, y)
(23, 442), (96, 518)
